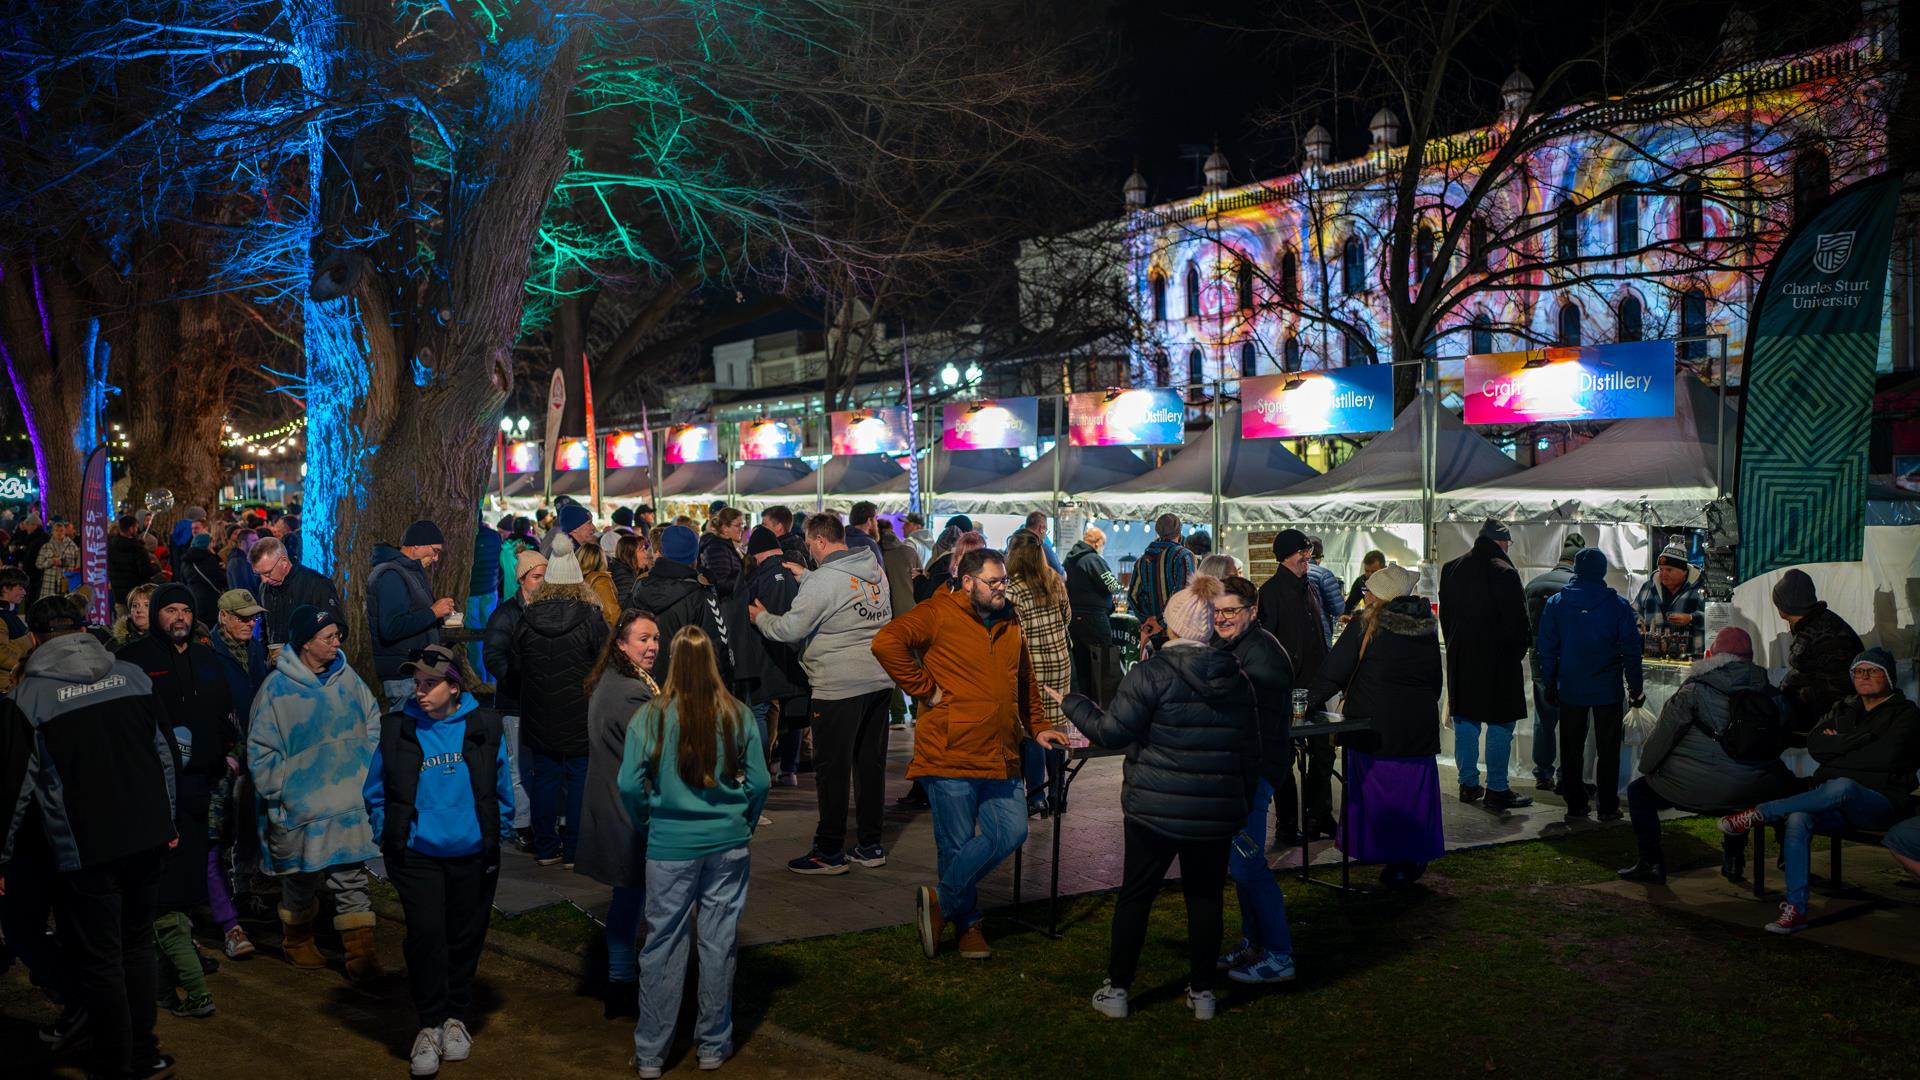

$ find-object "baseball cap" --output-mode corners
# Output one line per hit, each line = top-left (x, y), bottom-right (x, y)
(219, 589), (267, 617)
(399, 643), (465, 682)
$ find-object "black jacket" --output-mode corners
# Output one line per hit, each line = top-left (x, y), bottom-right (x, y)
(1439, 536), (1530, 723)
(258, 562), (342, 649)
(179, 546), (227, 628)
(509, 592), (609, 756)
(609, 558), (640, 607)
(1806, 691), (1920, 810)
(634, 560), (735, 687)
(1258, 568), (1327, 686)
(1309, 596), (1443, 758)
(1221, 626), (1294, 786)
(698, 533), (745, 600)
(1062, 641), (1259, 842)
(734, 554), (809, 705)
(374, 704), (506, 852)
(107, 533), (159, 601)
(1781, 605), (1866, 737)
(777, 531), (812, 571)
(117, 632), (237, 909)
(1523, 561), (1577, 676)
(1065, 542), (1118, 627)
(483, 594), (527, 712)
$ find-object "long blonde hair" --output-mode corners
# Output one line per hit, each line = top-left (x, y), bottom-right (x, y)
(1006, 536), (1065, 604)
(643, 626), (746, 789)
(577, 542), (607, 576)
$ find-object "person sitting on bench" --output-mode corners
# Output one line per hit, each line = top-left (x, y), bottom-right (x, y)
(1719, 647), (1920, 934)
(1886, 813), (1920, 882)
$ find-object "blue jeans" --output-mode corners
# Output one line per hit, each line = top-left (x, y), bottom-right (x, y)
(605, 885), (644, 983)
(634, 845), (751, 1069)
(921, 777), (1028, 933)
(501, 715), (530, 829)
(1228, 777), (1293, 957)
(523, 748), (589, 863)
(465, 594), (498, 682)
(749, 701), (771, 758)
(1453, 718), (1514, 792)
(1530, 672), (1559, 784)
(1021, 739), (1066, 804)
(1759, 778), (1895, 911)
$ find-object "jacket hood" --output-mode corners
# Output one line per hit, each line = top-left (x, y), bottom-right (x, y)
(1066, 541), (1097, 560)
(522, 593), (600, 637)
(820, 545), (884, 586)
(403, 690), (480, 727)
(1688, 651), (1772, 695)
(1559, 574), (1619, 613)
(21, 632), (117, 684)
(369, 543), (417, 571)
(1156, 638), (1249, 697)
(273, 643), (347, 687)
(637, 564), (706, 609)
(1373, 595), (1437, 637)
(1573, 547), (1609, 581)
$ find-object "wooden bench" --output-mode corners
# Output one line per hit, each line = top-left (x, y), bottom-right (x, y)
(1749, 819), (1907, 898)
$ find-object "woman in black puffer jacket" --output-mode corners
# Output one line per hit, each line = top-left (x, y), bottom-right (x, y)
(1055, 574), (1257, 1020)
(1306, 563), (1444, 886)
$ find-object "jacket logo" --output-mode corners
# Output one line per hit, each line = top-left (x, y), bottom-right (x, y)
(58, 673), (127, 701)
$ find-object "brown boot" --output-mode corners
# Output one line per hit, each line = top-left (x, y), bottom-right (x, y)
(336, 911), (384, 984)
(278, 907), (326, 970)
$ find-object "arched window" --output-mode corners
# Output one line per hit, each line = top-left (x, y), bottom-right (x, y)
(1470, 215), (1490, 271)
(1415, 227), (1436, 283)
(1617, 295), (1643, 343)
(1283, 336), (1302, 372)
(1341, 237), (1365, 294)
(1678, 178), (1704, 241)
(1342, 327), (1369, 366)
(1187, 346), (1206, 387)
(1557, 302), (1582, 346)
(1555, 200), (1578, 261)
(1680, 289), (1708, 359)
(1151, 349), (1170, 385)
(1238, 340), (1256, 376)
(1235, 259), (1254, 311)
(1471, 311), (1494, 355)
(1614, 189), (1639, 254)
(1150, 272), (1167, 322)
(1279, 249), (1299, 306)
(1184, 264), (1202, 317)
(1794, 150), (1830, 224)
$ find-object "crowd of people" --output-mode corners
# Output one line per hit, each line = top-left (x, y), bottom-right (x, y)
(2, 495), (1917, 1076)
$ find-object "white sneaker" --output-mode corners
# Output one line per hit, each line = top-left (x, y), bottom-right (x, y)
(439, 1018), (472, 1062)
(698, 1050), (729, 1070)
(1186, 987), (1217, 1020)
(636, 1065), (664, 1079)
(410, 1027), (443, 1077)
(1090, 980), (1129, 1018)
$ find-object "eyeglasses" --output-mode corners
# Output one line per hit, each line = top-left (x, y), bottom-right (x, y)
(974, 576), (1009, 589)
(1851, 667), (1887, 678)
(1213, 605), (1249, 621)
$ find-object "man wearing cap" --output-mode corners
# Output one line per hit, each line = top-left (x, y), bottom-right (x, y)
(1537, 548), (1645, 824)
(247, 604), (384, 981)
(600, 506), (636, 558)
(2, 595), (180, 1078)
(635, 524), (735, 687)
(483, 549), (546, 847)
(1772, 568), (1865, 741)
(368, 520), (456, 713)
(1440, 519), (1535, 811)
(1522, 532), (1585, 792)
(250, 536), (341, 657)
(1258, 527), (1333, 839)
(210, 589), (271, 708)
(1634, 541), (1706, 656)
(1720, 647), (1920, 933)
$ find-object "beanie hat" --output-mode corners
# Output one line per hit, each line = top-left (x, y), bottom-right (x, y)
(1771, 568), (1818, 617)
(402, 519), (445, 547)
(1162, 574), (1223, 643)
(1708, 626), (1755, 660)
(708, 499), (728, 520)
(1573, 547), (1609, 581)
(943, 515), (974, 534)
(558, 503), (593, 535)
(1560, 531), (1587, 561)
(612, 507), (634, 528)
(190, 533), (212, 549)
(1479, 518), (1511, 543)
(545, 534), (585, 585)
(1272, 528), (1313, 561)
(149, 583), (196, 621)
(1657, 542), (1691, 571)
(1852, 646), (1895, 680)
(289, 604), (343, 653)
(1365, 563), (1417, 601)
(661, 524), (699, 566)
(747, 525), (781, 557)
(515, 549), (548, 581)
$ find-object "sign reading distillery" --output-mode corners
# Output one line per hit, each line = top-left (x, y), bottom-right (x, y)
(1241, 367), (1394, 439)
(665, 423), (721, 465)
(604, 431), (651, 470)
(830, 406), (911, 455)
(1067, 388), (1185, 447)
(737, 418), (805, 461)
(1463, 341), (1675, 425)
(942, 397), (1039, 451)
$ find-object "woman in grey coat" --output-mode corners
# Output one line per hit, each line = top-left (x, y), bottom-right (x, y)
(575, 608), (660, 1017)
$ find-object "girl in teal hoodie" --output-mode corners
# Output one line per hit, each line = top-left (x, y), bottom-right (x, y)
(617, 626), (767, 1078)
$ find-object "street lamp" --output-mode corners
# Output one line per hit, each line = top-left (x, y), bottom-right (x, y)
(964, 363), (982, 385)
(940, 363), (960, 388)
(500, 416), (514, 433)
(514, 415), (531, 436)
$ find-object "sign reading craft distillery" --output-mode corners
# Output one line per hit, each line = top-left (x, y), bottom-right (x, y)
(1463, 341), (1675, 425)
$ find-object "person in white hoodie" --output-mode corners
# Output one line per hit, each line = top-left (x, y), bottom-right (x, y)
(748, 512), (894, 875)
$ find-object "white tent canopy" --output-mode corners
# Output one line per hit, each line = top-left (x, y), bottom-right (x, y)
(870, 448), (1025, 513)
(1083, 406), (1318, 522)
(739, 453), (905, 510)
(658, 460), (728, 498)
(732, 458), (814, 496)
(938, 443), (1155, 517)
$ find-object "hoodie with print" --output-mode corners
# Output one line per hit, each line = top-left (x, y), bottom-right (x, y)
(750, 545), (894, 701)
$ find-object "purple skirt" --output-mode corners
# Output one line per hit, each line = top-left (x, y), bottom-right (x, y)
(1337, 752), (1446, 865)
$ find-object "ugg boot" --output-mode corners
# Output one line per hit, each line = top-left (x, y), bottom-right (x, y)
(335, 911), (384, 984)
(278, 907), (326, 970)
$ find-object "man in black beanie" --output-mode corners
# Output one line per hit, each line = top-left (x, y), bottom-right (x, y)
(1258, 527), (1333, 838)
(368, 519), (454, 711)
(1440, 518), (1534, 811)
(1772, 568), (1863, 740)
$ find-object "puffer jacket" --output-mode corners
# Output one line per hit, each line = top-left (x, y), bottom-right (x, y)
(1309, 596), (1443, 757)
(509, 587), (610, 756)
(1537, 550), (1644, 707)
(1780, 604), (1865, 737)
(635, 559), (736, 687)
(698, 533), (744, 600)
(482, 594), (527, 713)
(1062, 640), (1258, 841)
(1806, 690), (1920, 810)
(1640, 653), (1794, 812)
(1221, 626), (1294, 785)
(246, 648), (380, 875)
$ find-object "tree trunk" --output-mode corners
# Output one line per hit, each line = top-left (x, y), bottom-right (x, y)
(0, 254), (105, 521)
(121, 241), (236, 532)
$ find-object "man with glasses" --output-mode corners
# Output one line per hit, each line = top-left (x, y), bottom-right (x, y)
(1720, 647), (1920, 934)
(249, 536), (341, 658)
(873, 548), (1067, 961)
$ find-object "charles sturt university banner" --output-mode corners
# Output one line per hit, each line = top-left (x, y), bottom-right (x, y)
(1736, 173), (1900, 582)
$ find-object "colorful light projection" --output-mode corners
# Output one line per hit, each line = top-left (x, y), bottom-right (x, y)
(504, 440), (542, 474)
(831, 406), (911, 455)
(555, 437), (593, 470)
(604, 431), (651, 469)
(942, 397), (1039, 451)
(1463, 341), (1675, 424)
(666, 423), (721, 464)
(1242, 366), (1394, 439)
(738, 418), (804, 460)
(1067, 388), (1185, 447)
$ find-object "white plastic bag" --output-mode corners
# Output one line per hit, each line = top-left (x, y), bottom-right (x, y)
(1621, 704), (1658, 749)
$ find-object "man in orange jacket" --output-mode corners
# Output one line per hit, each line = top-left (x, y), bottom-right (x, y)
(872, 547), (1068, 961)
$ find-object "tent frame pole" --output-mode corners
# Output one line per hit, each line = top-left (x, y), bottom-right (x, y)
(1052, 393), (1065, 529)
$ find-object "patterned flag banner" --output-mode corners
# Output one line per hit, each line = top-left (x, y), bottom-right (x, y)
(1736, 174), (1900, 581)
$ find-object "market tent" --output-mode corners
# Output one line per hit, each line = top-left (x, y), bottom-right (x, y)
(1438, 374), (1733, 527)
(869, 448), (1025, 512)
(739, 453), (905, 510)
(732, 458), (814, 496)
(939, 443), (1155, 517)
(1082, 406), (1317, 523)
(601, 467), (655, 500)
(1247, 400), (1522, 526)
(658, 460), (728, 498)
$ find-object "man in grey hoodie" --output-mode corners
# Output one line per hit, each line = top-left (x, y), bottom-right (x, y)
(749, 513), (895, 876)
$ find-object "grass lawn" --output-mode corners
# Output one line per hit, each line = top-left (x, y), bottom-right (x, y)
(727, 818), (1920, 1079)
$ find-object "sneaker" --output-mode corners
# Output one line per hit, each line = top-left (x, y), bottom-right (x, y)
(168, 991), (216, 1018)
(698, 1051), (729, 1070)
(787, 848), (849, 876)
(410, 1026), (444, 1077)
(776, 772), (799, 787)
(636, 1065), (665, 1079)
(1185, 987), (1217, 1020)
(535, 854), (563, 867)
(440, 1018), (472, 1062)
(563, 862), (576, 871)
(1765, 902), (1810, 935)
(37, 1005), (87, 1049)
(223, 925), (255, 960)
(1719, 807), (1764, 836)
(758, 814), (773, 827)
(957, 924), (991, 959)
(1216, 938), (1259, 972)
(1535, 776), (1557, 793)
(130, 1054), (177, 1079)
(846, 843), (887, 868)
(1228, 950), (1296, 985)
(1090, 980), (1129, 1018)
(915, 885), (946, 959)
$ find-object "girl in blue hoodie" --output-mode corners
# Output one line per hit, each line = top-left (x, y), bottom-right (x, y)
(363, 644), (514, 1079)
(618, 626), (768, 1078)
